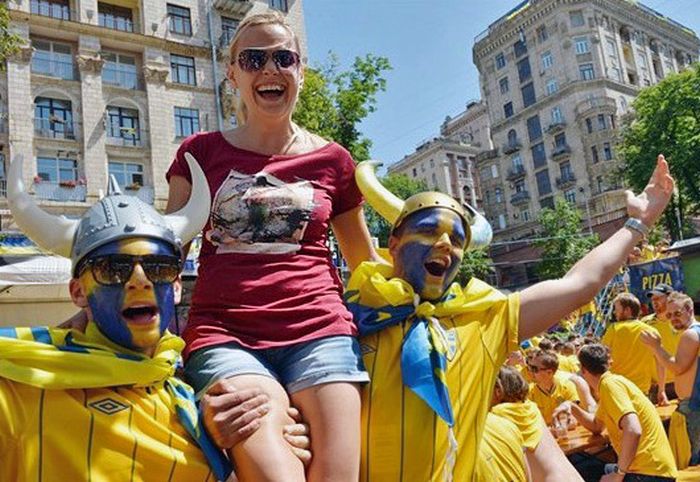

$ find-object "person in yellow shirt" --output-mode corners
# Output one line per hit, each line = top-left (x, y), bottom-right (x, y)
(569, 344), (677, 481)
(475, 412), (530, 481)
(0, 156), (309, 482)
(643, 283), (681, 403)
(344, 157), (674, 481)
(602, 293), (665, 398)
(528, 350), (580, 425)
(492, 366), (583, 482)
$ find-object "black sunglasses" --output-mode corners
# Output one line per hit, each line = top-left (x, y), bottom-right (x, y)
(236, 49), (300, 72)
(77, 254), (182, 286)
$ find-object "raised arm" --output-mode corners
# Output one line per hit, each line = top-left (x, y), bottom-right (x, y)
(641, 329), (700, 376)
(518, 155), (674, 341)
(331, 206), (383, 271)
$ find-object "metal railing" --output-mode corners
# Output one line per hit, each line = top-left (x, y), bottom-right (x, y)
(34, 117), (78, 140)
(552, 144), (572, 158)
(105, 129), (148, 148)
(33, 181), (87, 202)
(98, 14), (141, 34)
(510, 191), (531, 205)
(102, 67), (143, 90)
(30, 0), (76, 21)
(556, 173), (577, 188)
(506, 165), (526, 181)
(475, 148), (499, 162)
(0, 179), (6, 197)
(546, 121), (567, 133)
(31, 58), (78, 80)
(502, 141), (522, 154)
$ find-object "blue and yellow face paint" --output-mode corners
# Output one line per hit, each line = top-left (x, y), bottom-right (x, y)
(390, 207), (466, 301)
(78, 238), (178, 353)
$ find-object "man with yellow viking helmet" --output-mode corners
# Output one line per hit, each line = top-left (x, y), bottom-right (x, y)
(0, 154), (309, 481)
(348, 155), (675, 481)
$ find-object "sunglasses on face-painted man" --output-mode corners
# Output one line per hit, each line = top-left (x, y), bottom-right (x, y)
(234, 49), (300, 72)
(77, 254), (182, 286)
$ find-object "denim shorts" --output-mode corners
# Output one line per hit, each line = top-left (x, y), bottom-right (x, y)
(185, 335), (369, 399)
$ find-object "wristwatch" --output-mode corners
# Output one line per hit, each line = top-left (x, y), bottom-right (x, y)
(624, 217), (649, 237)
(614, 465), (627, 475)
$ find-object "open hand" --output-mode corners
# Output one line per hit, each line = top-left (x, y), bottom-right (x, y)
(625, 154), (675, 228)
(284, 407), (312, 467)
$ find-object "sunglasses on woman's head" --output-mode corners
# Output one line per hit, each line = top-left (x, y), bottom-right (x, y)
(77, 254), (182, 286)
(235, 49), (300, 72)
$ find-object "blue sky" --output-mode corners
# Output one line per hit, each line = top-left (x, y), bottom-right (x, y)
(302, 0), (700, 167)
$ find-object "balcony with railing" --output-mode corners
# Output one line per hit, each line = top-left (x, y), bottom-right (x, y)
(546, 121), (567, 134)
(551, 144), (572, 160)
(213, 0), (253, 16)
(475, 148), (499, 162)
(0, 179), (6, 197)
(30, 0), (76, 21)
(502, 141), (522, 155)
(556, 173), (577, 189)
(506, 165), (526, 181)
(33, 181), (87, 202)
(34, 118), (79, 140)
(98, 4), (141, 34)
(31, 58), (78, 81)
(105, 127), (148, 148)
(102, 67), (143, 90)
(122, 185), (155, 204)
(510, 190), (530, 206)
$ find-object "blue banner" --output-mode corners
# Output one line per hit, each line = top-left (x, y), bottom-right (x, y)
(627, 257), (685, 303)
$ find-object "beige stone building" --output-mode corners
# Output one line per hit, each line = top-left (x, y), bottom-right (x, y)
(387, 136), (482, 209)
(472, 0), (699, 244)
(0, 0), (306, 223)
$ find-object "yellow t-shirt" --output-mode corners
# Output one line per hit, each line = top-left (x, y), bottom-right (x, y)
(491, 400), (544, 450)
(528, 374), (579, 425)
(558, 354), (579, 374)
(357, 275), (520, 482)
(0, 378), (213, 482)
(602, 320), (660, 393)
(474, 413), (528, 482)
(596, 372), (677, 478)
(643, 314), (682, 384)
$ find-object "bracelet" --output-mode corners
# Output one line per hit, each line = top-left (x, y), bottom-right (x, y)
(624, 217), (649, 237)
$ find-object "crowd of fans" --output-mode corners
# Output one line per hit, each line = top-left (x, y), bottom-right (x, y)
(484, 283), (699, 481)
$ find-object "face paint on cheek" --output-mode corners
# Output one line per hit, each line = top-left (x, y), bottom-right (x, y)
(155, 283), (176, 333)
(86, 284), (133, 348)
(396, 241), (432, 296)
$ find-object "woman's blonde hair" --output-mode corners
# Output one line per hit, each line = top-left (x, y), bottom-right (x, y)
(495, 366), (530, 403)
(227, 11), (302, 125)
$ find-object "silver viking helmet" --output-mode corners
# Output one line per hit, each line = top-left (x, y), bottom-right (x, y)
(8, 153), (210, 275)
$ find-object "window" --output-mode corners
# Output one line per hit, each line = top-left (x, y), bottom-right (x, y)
(170, 54), (196, 85)
(499, 77), (509, 94)
(109, 161), (144, 187)
(31, 39), (74, 80)
(517, 58), (532, 83)
(34, 97), (74, 139)
(579, 63), (595, 80)
(491, 164), (499, 178)
(541, 51), (553, 70)
(554, 132), (567, 148)
(574, 37), (590, 55)
(596, 175), (604, 193)
(107, 106), (140, 145)
(609, 67), (622, 82)
(498, 214), (507, 230)
(560, 161), (573, 178)
(603, 142), (613, 160)
(591, 145), (599, 163)
(507, 129), (518, 146)
(514, 180), (526, 193)
(586, 118), (593, 134)
(512, 153), (523, 169)
(545, 78), (559, 95)
(431, 173), (437, 187)
(412, 168), (417, 177)
(174, 107), (200, 138)
(102, 52), (138, 89)
(570, 10), (585, 28)
(269, 0), (288, 12)
(540, 197), (555, 209)
(536, 25), (548, 43)
(495, 53), (506, 70)
(495, 187), (503, 203)
(167, 4), (192, 36)
(37, 156), (77, 183)
(522, 209), (531, 222)
(597, 114), (607, 130)
(485, 190), (492, 204)
(503, 102), (514, 119)
(514, 38), (528, 58)
(551, 106), (563, 124)
(564, 189), (576, 203)
(98, 2), (134, 32)
(31, 0), (70, 20)
(430, 159), (435, 168)
(531, 142), (546, 168)
(221, 17), (239, 48)
(521, 83), (536, 108)
(526, 115), (542, 142)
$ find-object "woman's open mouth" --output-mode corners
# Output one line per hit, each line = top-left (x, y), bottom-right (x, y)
(256, 84), (286, 100)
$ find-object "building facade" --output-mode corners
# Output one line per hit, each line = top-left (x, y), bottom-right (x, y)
(473, 0), (699, 243)
(0, 0), (306, 226)
(387, 137), (482, 209)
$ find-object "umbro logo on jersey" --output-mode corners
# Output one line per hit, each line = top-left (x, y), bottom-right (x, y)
(89, 398), (129, 415)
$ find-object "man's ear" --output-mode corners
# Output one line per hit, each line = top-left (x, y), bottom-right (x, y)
(69, 278), (89, 308)
(173, 275), (183, 305)
(388, 234), (399, 260)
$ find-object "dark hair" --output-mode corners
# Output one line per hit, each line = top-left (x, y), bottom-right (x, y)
(554, 342), (565, 353)
(578, 344), (610, 375)
(613, 292), (641, 319)
(538, 339), (554, 351)
(496, 366), (529, 403)
(562, 342), (576, 356)
(534, 349), (559, 371)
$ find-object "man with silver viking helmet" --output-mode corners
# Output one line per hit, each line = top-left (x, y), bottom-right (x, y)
(0, 154), (310, 481)
(347, 155), (675, 481)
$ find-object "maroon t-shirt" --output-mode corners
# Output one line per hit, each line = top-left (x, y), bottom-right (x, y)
(166, 132), (362, 356)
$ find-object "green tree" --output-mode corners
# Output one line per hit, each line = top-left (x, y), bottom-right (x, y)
(364, 173), (427, 247)
(618, 63), (700, 240)
(0, 4), (22, 67)
(455, 248), (493, 285)
(534, 199), (599, 280)
(294, 53), (391, 162)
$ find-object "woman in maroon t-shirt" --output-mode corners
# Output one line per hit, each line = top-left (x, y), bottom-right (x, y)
(166, 11), (379, 482)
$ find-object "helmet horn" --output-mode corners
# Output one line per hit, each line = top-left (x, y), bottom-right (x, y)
(355, 161), (403, 225)
(7, 154), (79, 257)
(163, 153), (211, 245)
